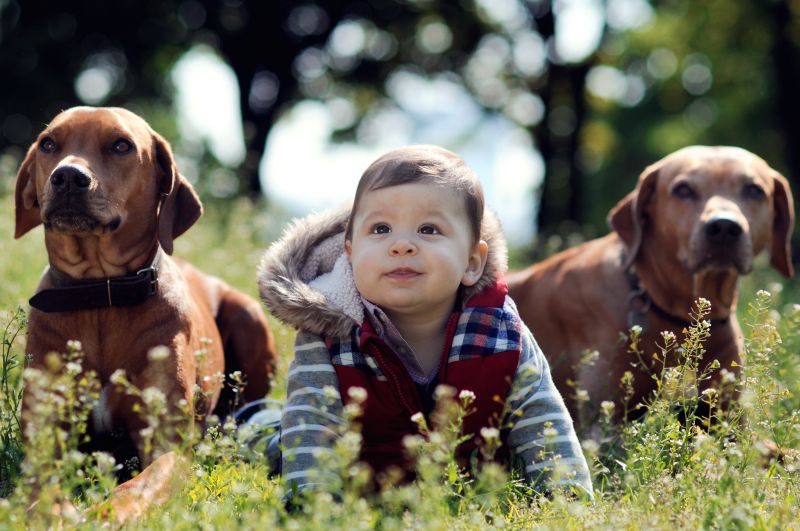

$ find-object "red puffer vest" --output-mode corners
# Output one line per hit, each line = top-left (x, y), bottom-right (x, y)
(329, 280), (522, 476)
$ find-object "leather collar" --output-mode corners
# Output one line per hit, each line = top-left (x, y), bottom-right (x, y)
(29, 248), (162, 313)
(623, 258), (729, 330)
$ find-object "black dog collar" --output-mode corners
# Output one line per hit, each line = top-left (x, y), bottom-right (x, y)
(29, 249), (162, 313)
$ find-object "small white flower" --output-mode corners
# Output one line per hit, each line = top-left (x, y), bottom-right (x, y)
(575, 389), (590, 402)
(148, 345), (170, 361)
(410, 412), (425, 425)
(142, 387), (167, 407)
(195, 442), (213, 459)
(110, 369), (127, 385)
(403, 434), (424, 451)
(581, 439), (600, 455)
(65, 362), (82, 376)
(600, 400), (615, 417)
(322, 385), (340, 400)
(480, 427), (500, 441)
(720, 369), (737, 384)
(66, 339), (83, 352)
(459, 389), (476, 404)
(347, 386), (368, 404)
(92, 452), (116, 474)
(66, 450), (86, 465)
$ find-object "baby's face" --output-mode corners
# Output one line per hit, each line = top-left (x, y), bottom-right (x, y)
(345, 182), (487, 323)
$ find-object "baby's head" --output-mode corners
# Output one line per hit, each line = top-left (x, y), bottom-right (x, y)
(345, 145), (484, 243)
(344, 145), (489, 320)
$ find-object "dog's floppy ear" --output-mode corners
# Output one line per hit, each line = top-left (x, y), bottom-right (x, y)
(154, 132), (202, 255)
(14, 143), (42, 239)
(769, 171), (795, 278)
(607, 162), (660, 269)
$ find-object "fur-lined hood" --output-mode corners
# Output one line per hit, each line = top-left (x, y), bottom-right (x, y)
(257, 204), (508, 337)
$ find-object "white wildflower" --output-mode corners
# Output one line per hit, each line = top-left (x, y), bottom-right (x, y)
(480, 427), (500, 441)
(110, 369), (127, 385)
(543, 426), (559, 439)
(600, 400), (615, 417)
(322, 385), (340, 401)
(459, 389), (476, 401)
(142, 387), (167, 408)
(148, 345), (170, 361)
(347, 386), (368, 404)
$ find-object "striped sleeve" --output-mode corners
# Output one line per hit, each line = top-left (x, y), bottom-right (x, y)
(504, 318), (593, 498)
(281, 331), (345, 490)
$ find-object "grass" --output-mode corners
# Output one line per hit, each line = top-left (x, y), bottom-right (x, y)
(1, 190), (799, 529)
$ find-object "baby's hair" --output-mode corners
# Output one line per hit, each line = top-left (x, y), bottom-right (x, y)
(345, 145), (484, 242)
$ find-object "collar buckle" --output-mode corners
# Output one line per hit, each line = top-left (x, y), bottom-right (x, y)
(136, 266), (159, 295)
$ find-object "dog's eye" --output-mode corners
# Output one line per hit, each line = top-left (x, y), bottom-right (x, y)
(112, 139), (133, 154)
(743, 183), (766, 200)
(39, 137), (57, 153)
(671, 182), (697, 199)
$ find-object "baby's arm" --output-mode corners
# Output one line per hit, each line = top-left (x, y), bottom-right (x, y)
(504, 317), (593, 498)
(281, 331), (345, 491)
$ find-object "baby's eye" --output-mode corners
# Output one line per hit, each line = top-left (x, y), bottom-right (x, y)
(371, 223), (391, 234)
(419, 224), (440, 235)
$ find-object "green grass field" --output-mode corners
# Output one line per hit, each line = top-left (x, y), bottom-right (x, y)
(1, 190), (799, 529)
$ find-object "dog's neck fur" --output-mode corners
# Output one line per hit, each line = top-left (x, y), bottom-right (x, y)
(44, 230), (161, 279)
(634, 239), (738, 322)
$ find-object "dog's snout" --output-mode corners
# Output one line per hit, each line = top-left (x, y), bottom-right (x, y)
(705, 217), (743, 244)
(51, 166), (91, 192)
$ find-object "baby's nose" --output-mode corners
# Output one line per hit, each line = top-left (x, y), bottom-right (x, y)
(390, 238), (417, 255)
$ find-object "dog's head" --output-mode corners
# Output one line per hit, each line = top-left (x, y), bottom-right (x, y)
(14, 106), (201, 255)
(609, 146), (795, 278)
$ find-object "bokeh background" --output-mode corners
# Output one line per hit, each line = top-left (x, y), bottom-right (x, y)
(1, 0), (799, 256)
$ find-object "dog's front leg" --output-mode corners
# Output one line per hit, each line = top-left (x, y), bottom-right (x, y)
(98, 451), (188, 525)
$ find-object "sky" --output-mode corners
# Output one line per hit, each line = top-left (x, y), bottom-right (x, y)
(169, 0), (652, 245)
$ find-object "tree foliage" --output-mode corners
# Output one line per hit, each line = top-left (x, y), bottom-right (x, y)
(1, 0), (798, 240)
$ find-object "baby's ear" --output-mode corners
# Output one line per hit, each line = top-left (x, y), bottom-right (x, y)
(462, 240), (489, 287)
(344, 240), (352, 257)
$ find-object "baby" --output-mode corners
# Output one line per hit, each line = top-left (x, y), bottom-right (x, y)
(258, 145), (592, 497)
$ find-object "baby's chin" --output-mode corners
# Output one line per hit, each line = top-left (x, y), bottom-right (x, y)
(376, 295), (458, 319)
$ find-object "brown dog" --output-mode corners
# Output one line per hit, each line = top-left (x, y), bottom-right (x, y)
(14, 106), (277, 523)
(508, 146), (794, 428)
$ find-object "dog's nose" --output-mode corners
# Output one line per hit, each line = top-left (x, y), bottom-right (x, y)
(51, 166), (91, 192)
(705, 216), (743, 244)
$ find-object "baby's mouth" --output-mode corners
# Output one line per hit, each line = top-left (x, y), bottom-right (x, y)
(386, 267), (420, 280)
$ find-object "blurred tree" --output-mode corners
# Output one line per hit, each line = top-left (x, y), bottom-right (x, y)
(3, 0), (796, 244)
(0, 0), (597, 232)
(0, 0), (186, 153)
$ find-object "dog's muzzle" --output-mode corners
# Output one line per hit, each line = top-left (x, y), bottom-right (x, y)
(688, 213), (752, 273)
(42, 164), (105, 232)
